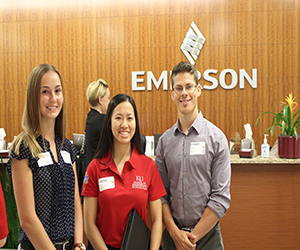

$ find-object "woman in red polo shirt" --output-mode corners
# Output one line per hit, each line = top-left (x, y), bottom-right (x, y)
(82, 94), (166, 250)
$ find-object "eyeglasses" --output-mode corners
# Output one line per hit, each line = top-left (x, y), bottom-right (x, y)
(172, 85), (198, 95)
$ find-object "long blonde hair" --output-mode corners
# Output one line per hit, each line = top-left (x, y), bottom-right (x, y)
(10, 63), (66, 158)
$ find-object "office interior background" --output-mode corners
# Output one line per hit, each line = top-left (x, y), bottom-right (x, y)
(0, 0), (299, 249)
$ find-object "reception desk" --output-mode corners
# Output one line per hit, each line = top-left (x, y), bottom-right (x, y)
(220, 155), (300, 250)
(1, 154), (300, 249)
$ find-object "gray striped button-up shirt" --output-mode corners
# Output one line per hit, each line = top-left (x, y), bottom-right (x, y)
(155, 111), (231, 228)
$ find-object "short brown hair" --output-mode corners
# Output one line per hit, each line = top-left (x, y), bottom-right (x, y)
(170, 61), (199, 88)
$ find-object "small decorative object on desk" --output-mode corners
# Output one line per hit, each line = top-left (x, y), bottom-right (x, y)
(0, 128), (6, 150)
(261, 134), (270, 158)
(239, 149), (254, 158)
(255, 92), (300, 158)
(232, 132), (241, 154)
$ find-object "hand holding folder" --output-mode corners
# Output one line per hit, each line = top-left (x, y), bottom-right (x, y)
(121, 209), (150, 250)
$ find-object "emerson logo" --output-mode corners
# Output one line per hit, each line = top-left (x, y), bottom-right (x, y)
(132, 22), (257, 91)
(181, 22), (205, 65)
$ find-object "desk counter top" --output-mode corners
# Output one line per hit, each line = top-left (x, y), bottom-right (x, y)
(230, 154), (300, 164)
(2, 155), (300, 165)
(149, 154), (300, 164)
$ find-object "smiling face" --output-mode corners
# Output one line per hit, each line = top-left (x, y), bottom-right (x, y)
(111, 101), (136, 146)
(171, 72), (201, 117)
(39, 70), (64, 123)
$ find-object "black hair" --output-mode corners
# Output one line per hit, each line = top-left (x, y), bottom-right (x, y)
(94, 94), (143, 162)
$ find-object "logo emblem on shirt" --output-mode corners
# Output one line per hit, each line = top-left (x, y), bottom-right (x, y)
(84, 175), (89, 184)
(132, 175), (147, 190)
(136, 176), (144, 182)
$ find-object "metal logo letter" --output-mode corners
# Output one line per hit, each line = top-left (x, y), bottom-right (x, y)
(181, 22), (206, 65)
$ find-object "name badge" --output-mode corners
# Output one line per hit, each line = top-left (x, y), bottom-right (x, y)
(37, 152), (53, 167)
(190, 142), (205, 155)
(61, 151), (72, 165)
(99, 177), (115, 192)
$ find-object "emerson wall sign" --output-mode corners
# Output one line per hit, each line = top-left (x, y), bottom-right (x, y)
(132, 22), (257, 91)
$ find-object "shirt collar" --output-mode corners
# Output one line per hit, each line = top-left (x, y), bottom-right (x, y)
(99, 145), (141, 170)
(173, 111), (205, 135)
(36, 133), (62, 150)
(128, 145), (140, 170)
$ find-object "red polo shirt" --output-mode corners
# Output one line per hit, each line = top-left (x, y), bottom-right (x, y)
(0, 180), (9, 241)
(81, 146), (166, 249)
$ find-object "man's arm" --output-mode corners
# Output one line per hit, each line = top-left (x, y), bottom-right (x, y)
(189, 207), (219, 244)
(189, 132), (231, 243)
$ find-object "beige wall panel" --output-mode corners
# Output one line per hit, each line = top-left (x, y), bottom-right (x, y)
(68, 49), (84, 83)
(0, 0), (299, 150)
(30, 21), (44, 52)
(57, 21), (70, 51)
(4, 53), (19, 85)
(0, 53), (4, 82)
(124, 16), (151, 49)
(110, 49), (127, 83)
(3, 22), (18, 53)
(17, 22), (31, 53)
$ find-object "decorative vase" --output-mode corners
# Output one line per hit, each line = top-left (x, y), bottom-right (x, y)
(278, 135), (300, 158)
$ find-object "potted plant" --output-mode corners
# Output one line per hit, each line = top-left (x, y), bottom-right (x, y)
(255, 93), (300, 158)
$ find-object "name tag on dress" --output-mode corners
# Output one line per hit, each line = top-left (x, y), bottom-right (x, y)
(99, 177), (115, 192)
(190, 142), (205, 155)
(61, 151), (72, 165)
(37, 152), (53, 167)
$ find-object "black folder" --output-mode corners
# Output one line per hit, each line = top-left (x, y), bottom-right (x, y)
(121, 209), (150, 250)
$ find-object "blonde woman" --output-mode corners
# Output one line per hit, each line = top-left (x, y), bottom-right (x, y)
(81, 79), (110, 250)
(7, 64), (84, 250)
(85, 79), (110, 169)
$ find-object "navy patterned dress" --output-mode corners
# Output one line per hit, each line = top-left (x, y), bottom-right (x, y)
(7, 134), (78, 244)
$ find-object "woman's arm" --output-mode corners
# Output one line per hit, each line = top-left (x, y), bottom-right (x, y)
(11, 158), (56, 250)
(73, 162), (83, 247)
(0, 237), (7, 248)
(84, 196), (108, 250)
(148, 199), (163, 250)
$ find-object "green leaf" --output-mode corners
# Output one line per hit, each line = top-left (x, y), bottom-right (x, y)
(255, 111), (277, 128)
(255, 95), (300, 137)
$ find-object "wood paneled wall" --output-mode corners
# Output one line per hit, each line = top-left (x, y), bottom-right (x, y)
(0, 0), (299, 153)
(1, 1), (300, 249)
